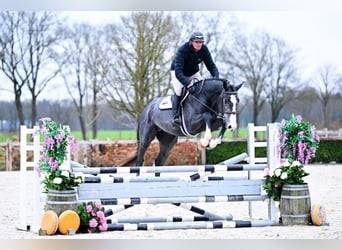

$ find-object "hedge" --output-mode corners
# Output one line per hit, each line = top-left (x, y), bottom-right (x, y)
(206, 140), (342, 164)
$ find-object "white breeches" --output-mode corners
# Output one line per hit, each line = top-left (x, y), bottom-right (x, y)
(171, 71), (203, 96)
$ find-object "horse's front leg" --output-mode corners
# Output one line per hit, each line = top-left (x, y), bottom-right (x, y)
(199, 114), (213, 148)
(208, 121), (226, 149)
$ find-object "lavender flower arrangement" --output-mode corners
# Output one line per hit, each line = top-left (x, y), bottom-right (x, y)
(36, 117), (82, 192)
(263, 114), (320, 201)
(277, 114), (320, 164)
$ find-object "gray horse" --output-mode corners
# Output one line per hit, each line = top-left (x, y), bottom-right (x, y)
(136, 78), (243, 166)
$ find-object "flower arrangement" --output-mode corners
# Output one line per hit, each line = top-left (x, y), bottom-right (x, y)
(262, 160), (309, 201)
(263, 114), (320, 201)
(36, 117), (82, 192)
(77, 201), (108, 233)
(277, 114), (320, 164)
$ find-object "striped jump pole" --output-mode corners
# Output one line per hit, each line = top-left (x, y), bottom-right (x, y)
(83, 175), (248, 184)
(107, 215), (211, 224)
(95, 194), (268, 206)
(173, 203), (233, 221)
(106, 219), (278, 231)
(73, 163), (268, 176)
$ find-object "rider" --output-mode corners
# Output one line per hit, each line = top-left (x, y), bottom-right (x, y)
(170, 31), (219, 126)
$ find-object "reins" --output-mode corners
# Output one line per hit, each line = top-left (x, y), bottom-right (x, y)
(190, 81), (237, 118)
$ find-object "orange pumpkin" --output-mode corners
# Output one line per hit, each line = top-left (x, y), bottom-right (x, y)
(58, 210), (80, 235)
(40, 210), (59, 235)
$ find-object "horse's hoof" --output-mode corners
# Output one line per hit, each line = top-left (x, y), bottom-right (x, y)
(209, 140), (218, 149)
(199, 139), (209, 148)
(198, 141), (205, 150)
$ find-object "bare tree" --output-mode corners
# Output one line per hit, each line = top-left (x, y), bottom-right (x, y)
(0, 11), (61, 126)
(265, 37), (299, 122)
(315, 64), (342, 128)
(101, 12), (178, 122)
(58, 23), (92, 140)
(222, 31), (272, 124)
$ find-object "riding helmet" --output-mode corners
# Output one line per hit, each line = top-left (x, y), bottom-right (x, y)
(190, 31), (204, 42)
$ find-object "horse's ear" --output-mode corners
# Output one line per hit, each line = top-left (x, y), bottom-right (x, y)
(223, 79), (230, 90)
(235, 81), (245, 91)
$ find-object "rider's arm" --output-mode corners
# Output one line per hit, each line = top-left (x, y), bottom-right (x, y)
(202, 45), (219, 78)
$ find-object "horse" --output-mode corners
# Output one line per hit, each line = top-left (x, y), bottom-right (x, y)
(136, 78), (243, 166)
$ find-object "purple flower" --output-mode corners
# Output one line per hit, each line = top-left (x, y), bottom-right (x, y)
(297, 115), (303, 123)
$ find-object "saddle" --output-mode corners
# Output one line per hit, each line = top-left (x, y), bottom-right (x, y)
(158, 91), (193, 136)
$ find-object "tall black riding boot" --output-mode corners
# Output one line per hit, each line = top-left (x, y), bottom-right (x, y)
(172, 94), (181, 126)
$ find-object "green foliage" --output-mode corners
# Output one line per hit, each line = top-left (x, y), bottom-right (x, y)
(206, 141), (266, 164)
(313, 140), (342, 163)
(206, 139), (342, 164)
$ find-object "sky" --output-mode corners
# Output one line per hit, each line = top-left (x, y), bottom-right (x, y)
(1, 1), (342, 101)
(64, 10), (342, 80)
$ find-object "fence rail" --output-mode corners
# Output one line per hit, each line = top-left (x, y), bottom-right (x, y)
(316, 128), (342, 138)
(1, 128), (342, 171)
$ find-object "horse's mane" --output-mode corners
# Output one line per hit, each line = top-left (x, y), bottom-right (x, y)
(199, 78), (230, 90)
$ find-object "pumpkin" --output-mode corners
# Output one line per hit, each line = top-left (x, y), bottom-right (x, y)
(40, 210), (59, 235)
(58, 210), (80, 235)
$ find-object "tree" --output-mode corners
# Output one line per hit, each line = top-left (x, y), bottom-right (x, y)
(221, 30), (300, 124)
(265, 36), (299, 122)
(101, 12), (178, 122)
(0, 11), (61, 126)
(315, 64), (342, 128)
(58, 23), (99, 140)
(222, 31), (272, 124)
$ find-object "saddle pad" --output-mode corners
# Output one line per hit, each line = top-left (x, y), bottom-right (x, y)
(40, 210), (59, 235)
(159, 96), (172, 109)
(58, 210), (80, 235)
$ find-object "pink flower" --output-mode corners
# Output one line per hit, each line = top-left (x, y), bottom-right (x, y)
(99, 223), (108, 231)
(264, 168), (270, 176)
(96, 211), (105, 219)
(297, 115), (303, 123)
(89, 218), (98, 228)
(95, 201), (102, 209)
(86, 205), (93, 213)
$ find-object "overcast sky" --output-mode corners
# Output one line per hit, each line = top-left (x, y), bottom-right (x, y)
(64, 10), (342, 80)
(1, 6), (342, 101)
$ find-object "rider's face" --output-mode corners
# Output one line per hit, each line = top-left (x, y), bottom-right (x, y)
(191, 41), (203, 52)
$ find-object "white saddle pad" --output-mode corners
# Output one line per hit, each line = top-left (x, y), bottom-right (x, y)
(159, 96), (172, 110)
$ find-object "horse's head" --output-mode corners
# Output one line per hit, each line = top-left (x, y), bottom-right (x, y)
(220, 81), (244, 131)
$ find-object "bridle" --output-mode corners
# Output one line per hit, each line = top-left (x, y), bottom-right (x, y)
(190, 84), (238, 120)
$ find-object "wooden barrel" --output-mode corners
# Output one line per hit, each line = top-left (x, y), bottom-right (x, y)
(280, 184), (311, 225)
(45, 189), (78, 216)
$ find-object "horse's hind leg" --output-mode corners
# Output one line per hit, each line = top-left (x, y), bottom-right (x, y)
(136, 125), (157, 166)
(154, 132), (178, 166)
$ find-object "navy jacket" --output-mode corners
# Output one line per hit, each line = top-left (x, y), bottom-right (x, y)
(171, 42), (219, 87)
